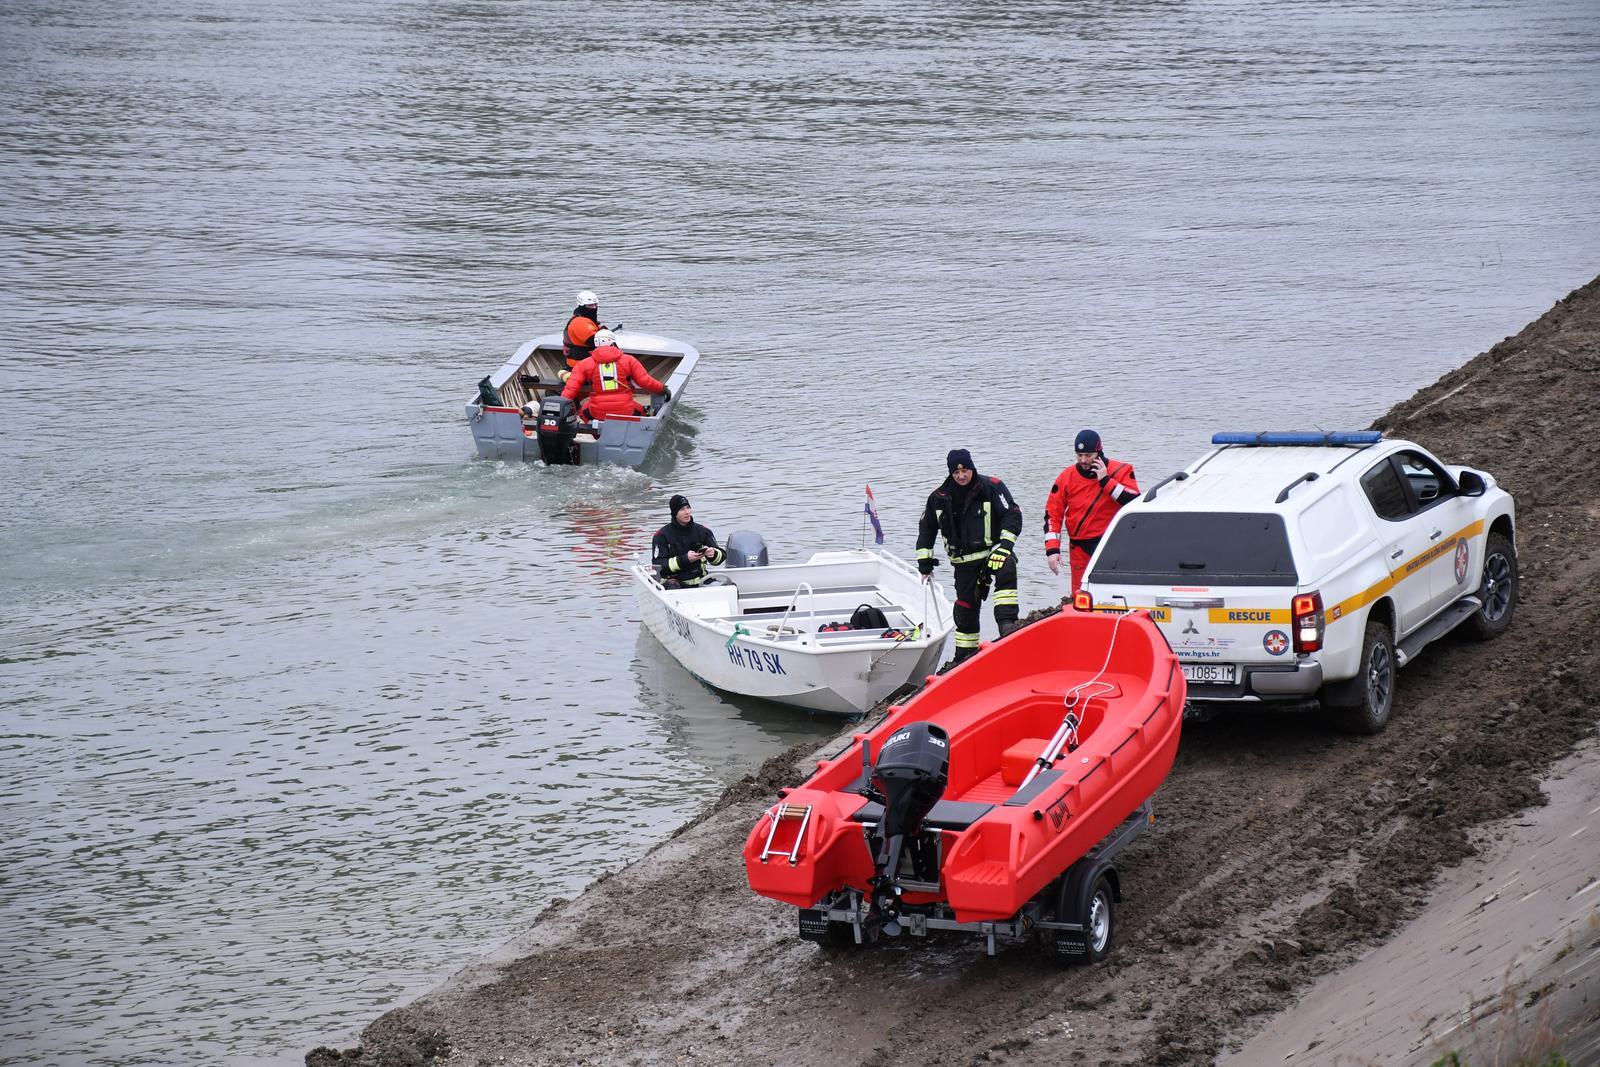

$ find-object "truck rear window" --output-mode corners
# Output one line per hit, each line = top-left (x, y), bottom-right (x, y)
(1088, 513), (1299, 587)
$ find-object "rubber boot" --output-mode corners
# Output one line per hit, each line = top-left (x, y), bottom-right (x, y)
(952, 646), (978, 666)
(997, 618), (1021, 638)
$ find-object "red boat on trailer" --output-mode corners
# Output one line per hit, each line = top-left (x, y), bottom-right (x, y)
(743, 608), (1184, 961)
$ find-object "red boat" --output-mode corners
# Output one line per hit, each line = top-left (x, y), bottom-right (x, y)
(743, 608), (1184, 961)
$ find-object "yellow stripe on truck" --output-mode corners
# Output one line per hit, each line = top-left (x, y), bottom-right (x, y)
(1327, 519), (1485, 625)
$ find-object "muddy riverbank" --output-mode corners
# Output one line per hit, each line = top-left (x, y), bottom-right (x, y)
(309, 276), (1600, 1066)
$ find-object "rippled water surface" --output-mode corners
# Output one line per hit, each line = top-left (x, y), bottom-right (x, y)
(2, 0), (1597, 1062)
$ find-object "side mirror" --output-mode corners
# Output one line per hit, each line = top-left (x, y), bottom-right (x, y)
(1457, 471), (1487, 497)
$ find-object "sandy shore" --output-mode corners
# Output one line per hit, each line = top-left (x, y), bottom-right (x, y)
(309, 276), (1600, 1066)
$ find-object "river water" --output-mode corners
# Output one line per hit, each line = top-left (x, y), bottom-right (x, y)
(1, 1), (1596, 1063)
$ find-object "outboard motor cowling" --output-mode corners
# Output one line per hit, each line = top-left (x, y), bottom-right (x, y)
(869, 722), (949, 931)
(724, 530), (770, 568)
(536, 395), (580, 465)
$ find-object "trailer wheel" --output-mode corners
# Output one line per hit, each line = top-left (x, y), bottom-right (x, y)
(1083, 876), (1115, 963)
(1048, 871), (1117, 965)
(817, 921), (867, 953)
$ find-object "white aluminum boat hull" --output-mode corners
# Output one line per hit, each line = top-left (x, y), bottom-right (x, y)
(467, 330), (699, 468)
(632, 550), (954, 715)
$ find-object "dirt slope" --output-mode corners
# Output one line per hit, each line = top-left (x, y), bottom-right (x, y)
(309, 277), (1600, 1067)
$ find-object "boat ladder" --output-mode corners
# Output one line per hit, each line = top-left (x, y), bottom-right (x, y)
(758, 803), (813, 865)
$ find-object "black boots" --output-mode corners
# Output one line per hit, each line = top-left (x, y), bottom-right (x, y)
(952, 646), (978, 666)
(997, 618), (1022, 638)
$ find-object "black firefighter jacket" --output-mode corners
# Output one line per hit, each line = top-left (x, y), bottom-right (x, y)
(916, 474), (1023, 567)
(652, 519), (725, 586)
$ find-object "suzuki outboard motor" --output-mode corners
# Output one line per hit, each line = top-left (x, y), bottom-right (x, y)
(724, 530), (770, 568)
(536, 395), (580, 465)
(869, 722), (949, 932)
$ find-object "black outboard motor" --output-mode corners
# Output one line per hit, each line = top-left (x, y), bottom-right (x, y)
(723, 530), (770, 568)
(536, 395), (580, 465)
(869, 721), (949, 932)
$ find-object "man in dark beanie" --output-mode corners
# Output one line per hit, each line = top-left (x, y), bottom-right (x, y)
(652, 493), (725, 587)
(915, 448), (1024, 663)
(1042, 428), (1139, 597)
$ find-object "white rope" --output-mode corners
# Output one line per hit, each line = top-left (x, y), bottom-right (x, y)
(1021, 608), (1131, 787)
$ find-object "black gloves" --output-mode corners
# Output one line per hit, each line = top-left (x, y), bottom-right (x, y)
(660, 385), (672, 403)
(917, 558), (935, 576)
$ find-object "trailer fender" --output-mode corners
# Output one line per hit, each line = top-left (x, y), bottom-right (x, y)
(1059, 856), (1121, 918)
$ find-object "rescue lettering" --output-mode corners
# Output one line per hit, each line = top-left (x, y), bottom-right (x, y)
(1228, 610), (1275, 622)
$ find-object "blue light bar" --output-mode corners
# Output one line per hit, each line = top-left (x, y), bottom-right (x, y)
(1211, 431), (1383, 447)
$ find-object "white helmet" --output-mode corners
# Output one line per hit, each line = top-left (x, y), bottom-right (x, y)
(591, 329), (617, 348)
(576, 290), (599, 308)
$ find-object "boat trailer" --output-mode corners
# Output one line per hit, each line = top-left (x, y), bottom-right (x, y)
(794, 800), (1154, 963)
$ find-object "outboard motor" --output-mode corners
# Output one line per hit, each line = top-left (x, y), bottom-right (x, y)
(535, 395), (580, 465)
(868, 722), (949, 932)
(723, 530), (770, 568)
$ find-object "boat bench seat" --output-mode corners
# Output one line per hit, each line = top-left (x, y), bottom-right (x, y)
(850, 799), (994, 831)
(734, 584), (887, 609)
(707, 606), (906, 625)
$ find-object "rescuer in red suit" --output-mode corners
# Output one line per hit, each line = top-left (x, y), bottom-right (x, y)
(1043, 429), (1140, 596)
(560, 330), (670, 421)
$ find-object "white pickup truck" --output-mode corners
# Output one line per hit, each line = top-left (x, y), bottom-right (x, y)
(1076, 431), (1517, 733)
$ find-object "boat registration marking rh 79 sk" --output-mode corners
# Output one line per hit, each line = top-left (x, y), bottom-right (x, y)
(727, 644), (787, 675)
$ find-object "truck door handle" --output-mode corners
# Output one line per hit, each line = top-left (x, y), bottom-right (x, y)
(1390, 548), (1403, 559)
(1429, 529), (1444, 541)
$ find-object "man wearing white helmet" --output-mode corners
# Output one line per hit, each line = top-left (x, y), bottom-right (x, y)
(563, 290), (603, 368)
(560, 328), (671, 422)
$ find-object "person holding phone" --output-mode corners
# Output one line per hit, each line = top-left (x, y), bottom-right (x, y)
(1043, 429), (1140, 597)
(652, 494), (724, 588)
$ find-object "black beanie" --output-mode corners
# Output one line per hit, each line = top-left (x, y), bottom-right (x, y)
(1074, 429), (1102, 454)
(669, 494), (690, 517)
(946, 448), (975, 473)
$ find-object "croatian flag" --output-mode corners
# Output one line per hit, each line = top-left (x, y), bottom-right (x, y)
(864, 485), (884, 545)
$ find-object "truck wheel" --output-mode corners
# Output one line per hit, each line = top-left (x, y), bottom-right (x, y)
(1466, 532), (1517, 640)
(1328, 620), (1395, 735)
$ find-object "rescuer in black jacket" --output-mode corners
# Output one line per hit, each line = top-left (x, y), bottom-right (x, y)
(652, 494), (726, 587)
(916, 449), (1023, 663)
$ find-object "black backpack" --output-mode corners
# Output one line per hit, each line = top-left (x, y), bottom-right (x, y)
(849, 604), (890, 630)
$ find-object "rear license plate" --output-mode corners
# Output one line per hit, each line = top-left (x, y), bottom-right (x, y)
(1182, 663), (1238, 684)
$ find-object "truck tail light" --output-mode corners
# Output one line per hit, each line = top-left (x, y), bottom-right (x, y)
(1292, 591), (1324, 653)
(1073, 591), (1093, 612)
